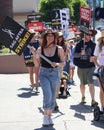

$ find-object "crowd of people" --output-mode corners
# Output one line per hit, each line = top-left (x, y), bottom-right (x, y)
(23, 27), (104, 127)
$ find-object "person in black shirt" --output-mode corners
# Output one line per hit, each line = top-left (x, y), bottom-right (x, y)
(74, 29), (98, 107)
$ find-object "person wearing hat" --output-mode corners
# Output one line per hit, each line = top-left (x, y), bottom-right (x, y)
(94, 30), (104, 112)
(23, 29), (40, 92)
(73, 28), (98, 107)
(31, 29), (65, 127)
(57, 31), (66, 53)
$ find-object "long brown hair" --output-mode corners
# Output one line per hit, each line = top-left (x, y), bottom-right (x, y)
(57, 36), (66, 52)
(41, 29), (57, 48)
(98, 40), (104, 52)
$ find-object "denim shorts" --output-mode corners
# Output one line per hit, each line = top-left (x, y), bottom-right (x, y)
(39, 67), (60, 110)
(63, 61), (70, 73)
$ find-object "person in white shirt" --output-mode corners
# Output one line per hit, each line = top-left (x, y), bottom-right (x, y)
(94, 31), (104, 111)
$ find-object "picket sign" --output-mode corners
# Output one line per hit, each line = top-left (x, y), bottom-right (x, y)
(0, 16), (52, 65)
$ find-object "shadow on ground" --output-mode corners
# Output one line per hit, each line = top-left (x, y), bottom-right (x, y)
(34, 126), (56, 130)
(70, 103), (93, 113)
(70, 103), (94, 120)
(17, 87), (39, 98)
(91, 119), (104, 129)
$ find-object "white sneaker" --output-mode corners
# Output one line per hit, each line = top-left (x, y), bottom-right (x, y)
(43, 115), (50, 127)
(49, 117), (54, 126)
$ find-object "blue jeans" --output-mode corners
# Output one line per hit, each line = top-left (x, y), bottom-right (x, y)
(39, 67), (60, 110)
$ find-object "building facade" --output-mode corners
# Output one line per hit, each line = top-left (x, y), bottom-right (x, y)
(13, 0), (41, 26)
(0, 0), (41, 26)
(87, 0), (104, 8)
(13, 0), (40, 13)
(0, 0), (13, 24)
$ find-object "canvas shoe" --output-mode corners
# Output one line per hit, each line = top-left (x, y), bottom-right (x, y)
(91, 100), (98, 107)
(49, 117), (54, 126)
(42, 115), (50, 127)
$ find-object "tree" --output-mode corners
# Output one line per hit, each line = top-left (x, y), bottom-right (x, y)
(39, 0), (67, 22)
(71, 0), (88, 25)
(38, 0), (88, 25)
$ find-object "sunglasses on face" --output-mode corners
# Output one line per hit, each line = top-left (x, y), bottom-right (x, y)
(85, 33), (92, 36)
(47, 34), (54, 37)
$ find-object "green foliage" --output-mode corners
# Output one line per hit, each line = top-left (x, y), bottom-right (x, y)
(39, 0), (88, 25)
(72, 0), (88, 25)
(0, 47), (12, 54)
(39, 0), (67, 22)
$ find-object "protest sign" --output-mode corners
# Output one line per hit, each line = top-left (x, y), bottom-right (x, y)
(80, 6), (91, 33)
(0, 16), (33, 55)
(0, 16), (52, 64)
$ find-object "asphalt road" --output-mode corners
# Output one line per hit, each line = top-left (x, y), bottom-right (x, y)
(0, 68), (104, 130)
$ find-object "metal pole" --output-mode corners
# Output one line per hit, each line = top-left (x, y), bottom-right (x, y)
(92, 0), (96, 42)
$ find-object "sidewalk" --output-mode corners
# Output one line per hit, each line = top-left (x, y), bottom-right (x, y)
(0, 69), (104, 130)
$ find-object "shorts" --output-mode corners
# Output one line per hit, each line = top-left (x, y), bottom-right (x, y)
(61, 78), (68, 84)
(63, 61), (70, 73)
(77, 67), (95, 85)
(25, 62), (34, 67)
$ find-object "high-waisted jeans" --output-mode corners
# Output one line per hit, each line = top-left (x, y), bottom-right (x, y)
(39, 67), (60, 110)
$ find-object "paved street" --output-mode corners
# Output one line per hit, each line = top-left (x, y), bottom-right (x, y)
(0, 68), (104, 130)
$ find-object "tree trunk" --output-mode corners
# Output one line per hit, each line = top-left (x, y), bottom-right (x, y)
(0, 0), (13, 24)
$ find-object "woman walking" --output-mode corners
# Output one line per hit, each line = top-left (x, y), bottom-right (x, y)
(31, 29), (65, 127)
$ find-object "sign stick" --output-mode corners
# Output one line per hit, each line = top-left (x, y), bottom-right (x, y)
(27, 45), (52, 65)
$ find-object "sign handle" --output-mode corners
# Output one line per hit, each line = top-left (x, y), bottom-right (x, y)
(27, 45), (52, 65)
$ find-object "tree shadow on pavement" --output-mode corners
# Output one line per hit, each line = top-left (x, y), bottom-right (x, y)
(91, 119), (104, 129)
(17, 87), (39, 98)
(74, 112), (86, 120)
(18, 87), (32, 91)
(34, 126), (56, 130)
(70, 103), (93, 120)
(70, 103), (93, 114)
(38, 107), (65, 119)
(17, 91), (38, 98)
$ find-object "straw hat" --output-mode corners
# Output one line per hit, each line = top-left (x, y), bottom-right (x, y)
(58, 32), (63, 37)
(69, 39), (74, 43)
(81, 27), (97, 36)
(42, 29), (58, 38)
(89, 27), (97, 36)
(97, 31), (104, 42)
